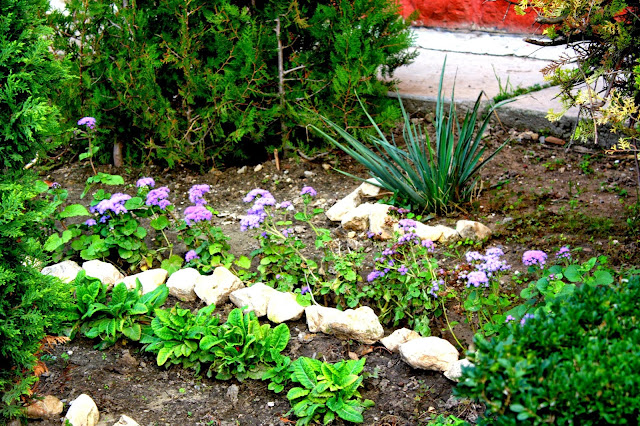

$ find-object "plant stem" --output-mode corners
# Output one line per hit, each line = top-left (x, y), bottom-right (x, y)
(442, 300), (465, 350)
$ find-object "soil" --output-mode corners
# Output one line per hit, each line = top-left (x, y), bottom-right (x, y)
(29, 124), (639, 425)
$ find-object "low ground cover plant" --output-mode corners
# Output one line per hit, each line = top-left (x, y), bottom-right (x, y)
(456, 275), (640, 424)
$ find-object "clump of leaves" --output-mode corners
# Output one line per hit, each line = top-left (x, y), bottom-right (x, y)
(140, 303), (220, 374)
(456, 275), (640, 424)
(312, 60), (511, 214)
(286, 357), (374, 425)
(70, 274), (168, 350)
(203, 308), (290, 381)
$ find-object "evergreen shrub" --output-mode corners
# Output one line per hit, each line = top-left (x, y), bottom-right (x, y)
(49, 0), (416, 167)
(455, 276), (640, 425)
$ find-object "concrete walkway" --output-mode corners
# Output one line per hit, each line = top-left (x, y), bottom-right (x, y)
(393, 28), (580, 139)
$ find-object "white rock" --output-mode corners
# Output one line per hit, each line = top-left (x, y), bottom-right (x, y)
(237, 166), (247, 174)
(25, 395), (63, 419)
(122, 269), (168, 294)
(267, 291), (305, 323)
(367, 204), (393, 239)
(194, 266), (245, 306)
(341, 202), (374, 231)
(435, 225), (459, 243)
(399, 337), (459, 372)
(65, 394), (99, 426)
(166, 268), (200, 302)
(41, 260), (81, 283)
(112, 415), (140, 426)
(444, 358), (474, 382)
(414, 223), (444, 242)
(380, 328), (421, 353)
(358, 178), (384, 197)
(229, 282), (280, 317)
(305, 305), (384, 344)
(254, 164), (263, 172)
(82, 260), (124, 289)
(456, 220), (492, 241)
(326, 190), (360, 222)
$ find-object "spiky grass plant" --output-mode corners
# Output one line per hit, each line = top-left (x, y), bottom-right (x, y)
(311, 61), (512, 214)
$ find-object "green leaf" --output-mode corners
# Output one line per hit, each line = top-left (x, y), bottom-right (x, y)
(592, 270), (614, 286)
(134, 226), (147, 239)
(292, 357), (319, 389)
(124, 197), (144, 210)
(235, 255), (252, 269)
(157, 347), (173, 366)
(335, 404), (364, 423)
(287, 387), (310, 400)
(564, 265), (582, 283)
(150, 215), (170, 230)
(34, 180), (50, 193)
(200, 335), (222, 351)
(122, 323), (141, 341)
(269, 323), (290, 353)
(60, 204), (91, 218)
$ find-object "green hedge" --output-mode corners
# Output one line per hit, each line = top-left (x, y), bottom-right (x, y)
(455, 276), (640, 424)
(49, 0), (416, 167)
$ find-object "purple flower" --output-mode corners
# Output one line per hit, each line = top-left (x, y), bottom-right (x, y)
(465, 251), (485, 263)
(366, 231), (376, 239)
(243, 188), (273, 203)
(136, 177), (155, 188)
(505, 315), (516, 323)
(51, 182), (61, 189)
(555, 246), (571, 260)
(146, 187), (171, 209)
(398, 265), (408, 275)
(382, 248), (396, 256)
(184, 205), (213, 226)
(485, 247), (505, 258)
(466, 270), (489, 288)
(282, 228), (294, 238)
(276, 201), (294, 211)
(85, 219), (97, 226)
(398, 232), (419, 245)
(300, 285), (311, 295)
(93, 193), (131, 216)
(77, 116), (97, 129)
(300, 186), (317, 197)
(430, 279), (442, 298)
(188, 184), (210, 206)
(367, 270), (382, 282)
(240, 210), (267, 231)
(520, 313), (534, 326)
(522, 250), (547, 267)
(421, 239), (435, 251)
(398, 218), (418, 232)
(185, 250), (200, 262)
(99, 215), (110, 223)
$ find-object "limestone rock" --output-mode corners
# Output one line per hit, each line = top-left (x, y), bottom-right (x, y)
(229, 282), (280, 317)
(267, 291), (305, 323)
(82, 260), (124, 289)
(399, 337), (459, 372)
(380, 328), (421, 353)
(367, 204), (393, 239)
(122, 269), (168, 294)
(414, 223), (444, 242)
(444, 358), (474, 382)
(358, 178), (384, 197)
(326, 191), (360, 222)
(434, 225), (459, 243)
(65, 393), (99, 426)
(25, 395), (63, 419)
(341, 203), (373, 231)
(456, 220), (492, 241)
(41, 260), (81, 283)
(194, 266), (244, 306)
(166, 268), (200, 302)
(305, 305), (384, 344)
(112, 414), (140, 426)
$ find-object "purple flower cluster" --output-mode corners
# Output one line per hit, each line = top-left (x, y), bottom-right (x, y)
(555, 246), (571, 260)
(188, 184), (210, 206)
(276, 201), (294, 211)
(505, 315), (516, 323)
(461, 248), (510, 288)
(430, 279), (442, 298)
(146, 187), (171, 210)
(398, 219), (418, 232)
(466, 270), (489, 288)
(136, 177), (155, 188)
(184, 205), (213, 226)
(77, 116), (96, 129)
(300, 186), (317, 197)
(520, 313), (534, 325)
(185, 250), (200, 262)
(85, 219), (97, 226)
(300, 285), (311, 295)
(522, 250), (547, 267)
(240, 188), (276, 232)
(281, 228), (294, 238)
(91, 193), (131, 217)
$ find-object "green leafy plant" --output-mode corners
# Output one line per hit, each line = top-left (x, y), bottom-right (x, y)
(141, 304), (220, 374)
(456, 275), (640, 424)
(311, 60), (512, 213)
(72, 280), (168, 350)
(426, 414), (470, 426)
(0, 174), (74, 421)
(286, 357), (374, 425)
(201, 308), (290, 381)
(262, 355), (294, 393)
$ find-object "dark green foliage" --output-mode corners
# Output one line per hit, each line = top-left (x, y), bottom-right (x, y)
(0, 0), (70, 170)
(49, 0), (415, 167)
(0, 173), (74, 420)
(312, 62), (511, 213)
(455, 276), (640, 425)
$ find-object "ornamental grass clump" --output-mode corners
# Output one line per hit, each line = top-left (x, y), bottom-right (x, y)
(455, 275), (640, 424)
(312, 60), (513, 213)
